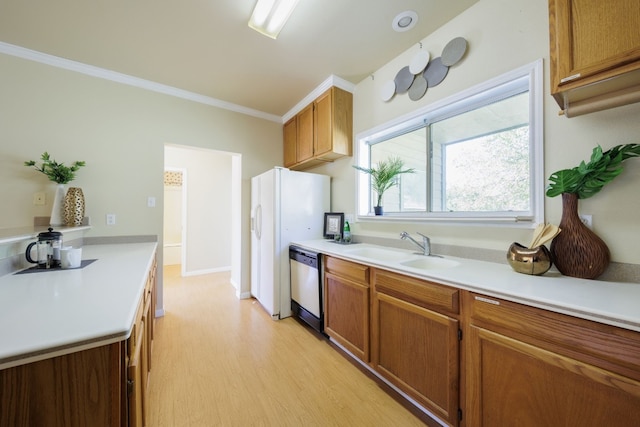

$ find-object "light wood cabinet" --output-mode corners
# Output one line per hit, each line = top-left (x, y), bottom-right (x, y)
(463, 291), (640, 426)
(296, 103), (314, 163)
(549, 0), (640, 115)
(324, 256), (370, 362)
(0, 253), (157, 427)
(372, 270), (460, 426)
(322, 253), (640, 426)
(282, 86), (353, 170)
(132, 254), (156, 427)
(128, 313), (146, 427)
(283, 117), (297, 168)
(313, 87), (352, 160)
(0, 343), (123, 427)
(127, 268), (155, 427)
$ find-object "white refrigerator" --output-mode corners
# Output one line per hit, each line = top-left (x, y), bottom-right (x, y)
(250, 167), (330, 320)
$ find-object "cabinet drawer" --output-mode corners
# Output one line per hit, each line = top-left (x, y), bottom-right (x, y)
(466, 292), (640, 378)
(325, 256), (369, 284)
(374, 270), (459, 315)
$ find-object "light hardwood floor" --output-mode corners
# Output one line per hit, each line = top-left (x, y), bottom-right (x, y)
(148, 266), (429, 426)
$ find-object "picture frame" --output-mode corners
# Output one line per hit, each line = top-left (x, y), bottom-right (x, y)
(323, 212), (344, 239)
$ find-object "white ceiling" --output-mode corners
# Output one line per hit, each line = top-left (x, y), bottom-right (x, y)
(0, 0), (478, 119)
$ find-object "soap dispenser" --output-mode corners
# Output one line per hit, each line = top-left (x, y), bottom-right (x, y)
(343, 221), (351, 243)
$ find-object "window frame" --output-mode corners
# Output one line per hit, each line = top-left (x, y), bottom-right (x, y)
(354, 59), (544, 227)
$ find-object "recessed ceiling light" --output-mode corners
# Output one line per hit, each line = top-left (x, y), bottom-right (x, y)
(392, 11), (418, 32)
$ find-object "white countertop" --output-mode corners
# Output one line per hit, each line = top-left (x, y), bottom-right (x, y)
(0, 242), (157, 369)
(292, 239), (640, 333)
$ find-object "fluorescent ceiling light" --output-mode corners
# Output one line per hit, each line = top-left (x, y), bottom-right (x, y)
(248, 0), (300, 39)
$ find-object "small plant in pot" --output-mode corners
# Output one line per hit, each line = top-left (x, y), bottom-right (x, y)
(546, 143), (640, 279)
(353, 156), (414, 215)
(25, 152), (86, 226)
(24, 152), (85, 184)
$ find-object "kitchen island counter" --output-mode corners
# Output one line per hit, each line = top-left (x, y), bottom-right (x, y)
(0, 242), (157, 369)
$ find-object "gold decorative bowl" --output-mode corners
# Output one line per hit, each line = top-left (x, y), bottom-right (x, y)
(507, 242), (552, 276)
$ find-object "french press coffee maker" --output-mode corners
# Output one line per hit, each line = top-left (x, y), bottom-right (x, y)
(25, 227), (63, 269)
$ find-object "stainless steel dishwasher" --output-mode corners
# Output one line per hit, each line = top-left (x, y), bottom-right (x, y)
(289, 245), (323, 333)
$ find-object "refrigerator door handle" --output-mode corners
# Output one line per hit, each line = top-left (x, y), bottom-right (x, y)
(256, 204), (262, 240)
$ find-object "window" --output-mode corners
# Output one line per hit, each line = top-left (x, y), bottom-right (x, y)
(356, 60), (543, 226)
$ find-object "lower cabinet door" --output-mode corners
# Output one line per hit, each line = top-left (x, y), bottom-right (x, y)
(372, 292), (460, 425)
(324, 271), (370, 362)
(466, 325), (640, 426)
(128, 319), (145, 427)
(142, 297), (152, 405)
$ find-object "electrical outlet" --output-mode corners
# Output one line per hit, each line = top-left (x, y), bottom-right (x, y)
(33, 192), (46, 205)
(345, 213), (355, 224)
(106, 214), (116, 225)
(579, 214), (592, 229)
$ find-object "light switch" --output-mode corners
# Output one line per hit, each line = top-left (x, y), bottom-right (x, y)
(147, 196), (156, 208)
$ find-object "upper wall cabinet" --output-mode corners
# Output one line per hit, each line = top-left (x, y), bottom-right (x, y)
(283, 86), (353, 170)
(549, 0), (640, 117)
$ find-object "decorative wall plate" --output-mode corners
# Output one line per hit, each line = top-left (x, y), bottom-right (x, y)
(394, 66), (414, 94)
(408, 74), (428, 100)
(380, 80), (396, 101)
(409, 50), (430, 74)
(423, 57), (449, 87)
(441, 37), (467, 66)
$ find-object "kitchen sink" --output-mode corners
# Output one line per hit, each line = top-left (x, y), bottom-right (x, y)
(399, 256), (460, 270)
(342, 246), (414, 262)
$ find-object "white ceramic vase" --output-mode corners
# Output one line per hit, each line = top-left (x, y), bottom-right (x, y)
(50, 184), (66, 226)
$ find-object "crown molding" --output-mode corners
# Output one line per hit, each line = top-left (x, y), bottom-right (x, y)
(282, 75), (356, 123)
(0, 41), (283, 123)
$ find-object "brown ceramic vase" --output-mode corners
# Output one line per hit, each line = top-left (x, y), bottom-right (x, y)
(550, 193), (610, 279)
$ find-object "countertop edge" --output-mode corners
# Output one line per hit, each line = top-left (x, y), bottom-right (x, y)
(294, 239), (640, 334)
(0, 331), (127, 370)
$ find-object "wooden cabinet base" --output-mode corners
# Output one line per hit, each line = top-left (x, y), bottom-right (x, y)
(467, 326), (640, 426)
(372, 270), (460, 426)
(464, 291), (640, 426)
(0, 343), (123, 427)
(324, 267), (370, 362)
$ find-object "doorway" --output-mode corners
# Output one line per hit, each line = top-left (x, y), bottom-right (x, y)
(163, 145), (242, 292)
(163, 167), (186, 273)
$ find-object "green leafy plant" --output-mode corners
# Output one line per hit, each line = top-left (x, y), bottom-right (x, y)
(25, 152), (86, 184)
(546, 144), (640, 199)
(353, 156), (414, 207)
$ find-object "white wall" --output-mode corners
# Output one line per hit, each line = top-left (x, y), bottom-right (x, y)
(0, 52), (283, 311)
(310, 0), (640, 265)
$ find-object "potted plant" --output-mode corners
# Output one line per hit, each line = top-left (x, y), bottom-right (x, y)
(353, 156), (414, 215)
(25, 152), (86, 226)
(25, 152), (85, 184)
(546, 143), (640, 279)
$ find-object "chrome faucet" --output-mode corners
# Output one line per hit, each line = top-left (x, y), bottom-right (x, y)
(400, 231), (431, 256)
